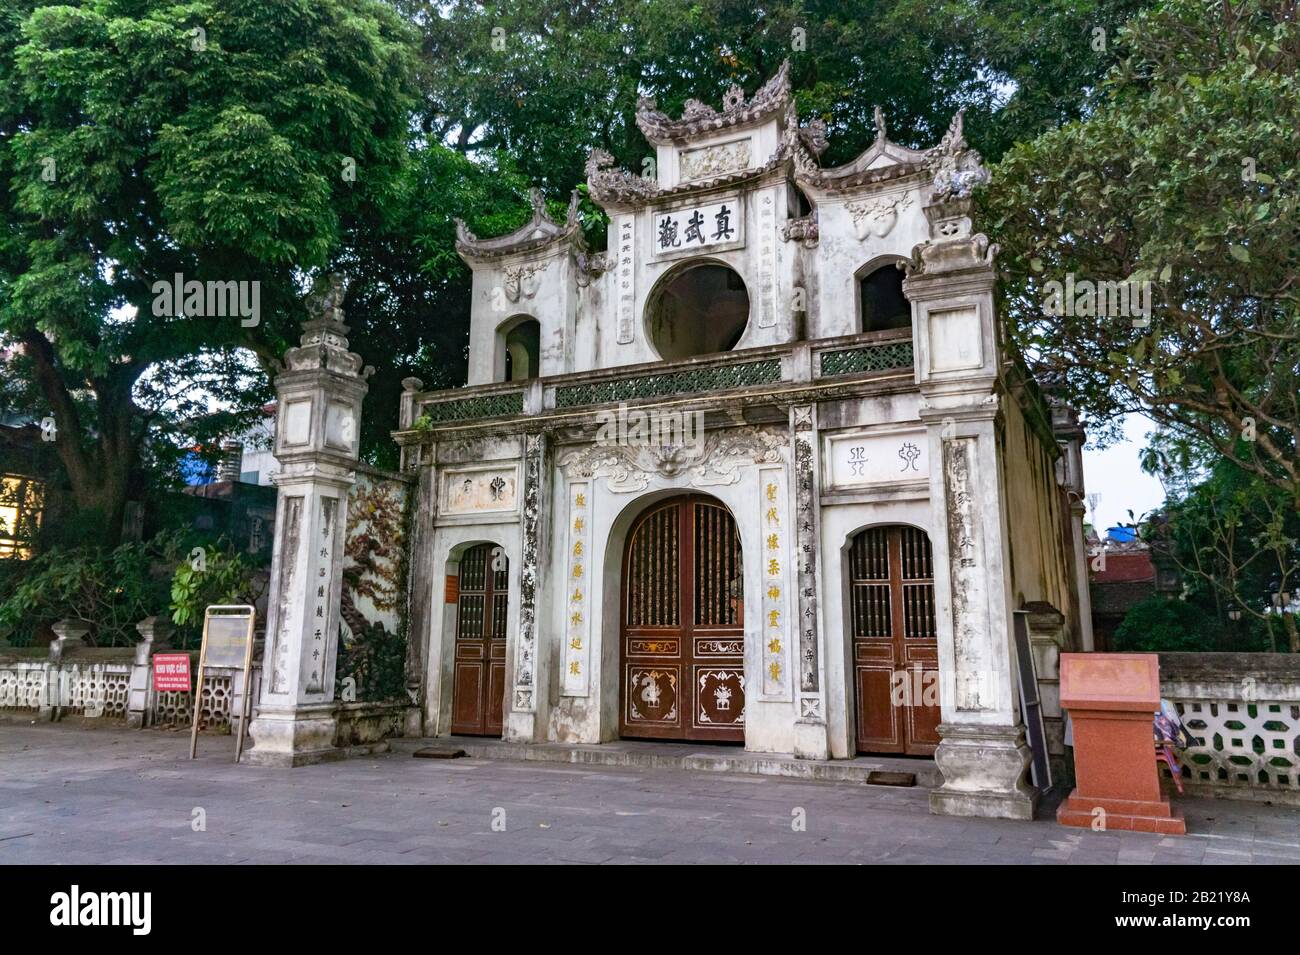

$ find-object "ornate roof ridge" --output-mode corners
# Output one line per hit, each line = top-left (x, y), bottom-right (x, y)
(636, 59), (792, 144)
(799, 107), (990, 198)
(588, 100), (830, 208)
(455, 188), (583, 260)
(587, 142), (796, 206)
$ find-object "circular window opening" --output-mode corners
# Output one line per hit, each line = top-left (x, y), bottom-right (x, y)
(859, 262), (911, 333)
(647, 263), (750, 361)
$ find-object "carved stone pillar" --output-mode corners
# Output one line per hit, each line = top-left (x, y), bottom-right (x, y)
(790, 404), (830, 759)
(402, 459), (436, 737)
(247, 277), (372, 767)
(505, 431), (551, 742)
(904, 180), (1035, 819)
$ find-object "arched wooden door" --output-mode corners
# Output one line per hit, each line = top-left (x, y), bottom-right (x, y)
(620, 495), (745, 742)
(849, 525), (941, 755)
(451, 543), (508, 736)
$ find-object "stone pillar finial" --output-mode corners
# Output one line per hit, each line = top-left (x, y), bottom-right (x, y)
(49, 619), (92, 663)
(134, 615), (174, 665)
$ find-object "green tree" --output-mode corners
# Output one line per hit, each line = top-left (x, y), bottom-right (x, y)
(0, 0), (418, 541)
(406, 0), (1146, 189)
(985, 0), (1300, 501)
(1141, 431), (1300, 651)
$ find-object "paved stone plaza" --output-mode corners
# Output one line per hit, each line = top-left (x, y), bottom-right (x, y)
(2, 719), (1298, 865)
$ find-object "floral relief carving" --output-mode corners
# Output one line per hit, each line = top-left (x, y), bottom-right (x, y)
(845, 192), (913, 240)
(558, 427), (786, 493)
(679, 140), (752, 182)
(503, 262), (547, 302)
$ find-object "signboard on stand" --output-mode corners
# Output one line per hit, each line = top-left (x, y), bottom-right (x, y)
(189, 605), (257, 764)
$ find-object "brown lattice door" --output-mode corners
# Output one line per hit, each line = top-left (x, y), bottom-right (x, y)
(621, 496), (745, 742)
(850, 526), (940, 755)
(451, 543), (509, 736)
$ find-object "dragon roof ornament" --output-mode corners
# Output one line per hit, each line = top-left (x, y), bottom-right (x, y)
(585, 148), (662, 205)
(922, 109), (991, 202)
(455, 188), (583, 260)
(635, 59), (793, 144)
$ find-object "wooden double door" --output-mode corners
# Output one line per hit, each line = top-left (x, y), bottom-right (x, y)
(451, 543), (508, 736)
(621, 495), (745, 742)
(850, 525), (941, 755)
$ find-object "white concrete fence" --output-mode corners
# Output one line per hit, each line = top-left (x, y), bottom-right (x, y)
(0, 617), (406, 748)
(1158, 652), (1300, 807)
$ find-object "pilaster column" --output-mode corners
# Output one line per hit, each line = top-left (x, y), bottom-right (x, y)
(247, 276), (372, 767)
(904, 187), (1035, 819)
(402, 459), (436, 737)
(505, 430), (551, 742)
(790, 404), (830, 759)
(127, 615), (172, 729)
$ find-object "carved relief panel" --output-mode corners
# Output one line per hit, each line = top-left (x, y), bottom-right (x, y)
(826, 430), (929, 489)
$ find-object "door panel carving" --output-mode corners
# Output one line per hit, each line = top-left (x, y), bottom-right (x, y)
(621, 497), (744, 742)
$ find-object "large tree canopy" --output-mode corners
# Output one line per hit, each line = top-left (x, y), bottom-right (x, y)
(407, 0), (1148, 186)
(985, 0), (1299, 503)
(0, 0), (417, 540)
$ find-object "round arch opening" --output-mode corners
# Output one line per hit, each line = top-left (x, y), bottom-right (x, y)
(646, 262), (750, 361)
(497, 315), (540, 382)
(857, 259), (911, 334)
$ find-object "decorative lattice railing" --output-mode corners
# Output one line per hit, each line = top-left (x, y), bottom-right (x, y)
(1159, 652), (1300, 805)
(401, 334), (918, 429)
(418, 388), (524, 424)
(554, 357), (782, 409)
(154, 671), (237, 731)
(0, 662), (130, 717)
(817, 339), (914, 377)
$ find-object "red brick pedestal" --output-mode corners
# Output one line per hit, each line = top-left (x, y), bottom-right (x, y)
(1056, 653), (1185, 835)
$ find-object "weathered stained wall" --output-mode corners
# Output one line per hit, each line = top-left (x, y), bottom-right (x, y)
(996, 388), (1075, 633)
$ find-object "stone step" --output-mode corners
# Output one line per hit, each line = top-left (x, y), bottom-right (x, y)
(389, 736), (942, 788)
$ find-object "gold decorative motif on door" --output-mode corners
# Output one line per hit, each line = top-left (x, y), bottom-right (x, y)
(620, 496), (744, 742)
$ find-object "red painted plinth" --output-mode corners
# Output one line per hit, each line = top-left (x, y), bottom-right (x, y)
(1056, 653), (1186, 835)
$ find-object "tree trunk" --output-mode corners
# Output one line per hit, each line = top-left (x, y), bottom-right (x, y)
(22, 330), (138, 546)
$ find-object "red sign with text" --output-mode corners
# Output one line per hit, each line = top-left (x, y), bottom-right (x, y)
(152, 653), (192, 692)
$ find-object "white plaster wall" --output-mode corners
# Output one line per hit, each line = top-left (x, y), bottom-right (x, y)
(467, 249), (576, 385)
(586, 182), (797, 372)
(809, 181), (930, 341)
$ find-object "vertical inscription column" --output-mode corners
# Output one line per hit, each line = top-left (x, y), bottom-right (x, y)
(562, 481), (593, 696)
(507, 431), (551, 740)
(615, 215), (635, 345)
(757, 465), (790, 701)
(791, 405), (830, 759)
(757, 188), (778, 329)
